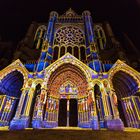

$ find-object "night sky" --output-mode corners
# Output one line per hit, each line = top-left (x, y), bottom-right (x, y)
(0, 0), (140, 50)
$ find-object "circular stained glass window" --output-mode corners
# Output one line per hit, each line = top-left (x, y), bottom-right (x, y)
(55, 26), (84, 45)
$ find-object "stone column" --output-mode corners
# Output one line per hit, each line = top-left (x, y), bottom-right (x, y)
(32, 88), (47, 128)
(131, 96), (140, 128)
(0, 95), (6, 114)
(88, 82), (99, 130)
(107, 89), (124, 130)
(47, 11), (58, 46)
(10, 87), (31, 130)
(100, 86), (114, 128)
(24, 88), (35, 116)
(99, 88), (109, 128)
(82, 10), (94, 45)
(110, 91), (120, 119)
(14, 88), (27, 119)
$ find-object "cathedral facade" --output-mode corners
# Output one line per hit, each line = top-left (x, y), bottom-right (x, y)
(0, 9), (140, 130)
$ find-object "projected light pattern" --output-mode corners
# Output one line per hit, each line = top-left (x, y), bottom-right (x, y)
(0, 9), (139, 131)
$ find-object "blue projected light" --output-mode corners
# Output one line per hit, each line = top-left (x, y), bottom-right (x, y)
(0, 71), (23, 98)
(48, 47), (53, 55)
(37, 73), (44, 79)
(37, 62), (45, 72)
(45, 62), (49, 67)
(94, 61), (101, 72)
(25, 64), (35, 72)
(104, 64), (113, 71)
(89, 35), (93, 42)
(2, 9), (138, 132)
(46, 54), (52, 61)
(89, 62), (94, 69)
(40, 52), (47, 60)
(86, 48), (90, 55)
(92, 52), (98, 59)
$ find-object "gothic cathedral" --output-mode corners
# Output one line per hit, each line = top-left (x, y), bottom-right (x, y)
(0, 9), (140, 130)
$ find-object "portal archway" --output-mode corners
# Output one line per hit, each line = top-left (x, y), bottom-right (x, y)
(0, 70), (24, 126)
(111, 70), (140, 128)
(44, 63), (91, 128)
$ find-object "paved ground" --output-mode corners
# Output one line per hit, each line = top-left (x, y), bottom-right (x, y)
(0, 127), (140, 140)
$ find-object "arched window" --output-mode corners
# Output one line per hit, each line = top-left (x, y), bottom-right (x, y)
(34, 25), (47, 50)
(67, 46), (72, 54)
(74, 46), (79, 59)
(94, 25), (106, 51)
(80, 46), (86, 60)
(60, 46), (65, 57)
(53, 46), (59, 60)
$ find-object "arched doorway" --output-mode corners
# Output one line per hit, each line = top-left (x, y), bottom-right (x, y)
(58, 99), (67, 126)
(69, 99), (78, 126)
(0, 70), (24, 126)
(58, 82), (78, 127)
(112, 70), (140, 128)
(44, 64), (89, 128)
(58, 98), (78, 127)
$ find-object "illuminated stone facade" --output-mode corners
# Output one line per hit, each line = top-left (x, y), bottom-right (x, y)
(0, 9), (140, 130)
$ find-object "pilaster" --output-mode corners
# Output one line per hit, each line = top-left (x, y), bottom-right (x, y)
(88, 81), (99, 130)
(32, 88), (47, 128)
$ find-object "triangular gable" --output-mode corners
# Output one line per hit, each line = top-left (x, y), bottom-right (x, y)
(40, 53), (98, 81)
(60, 8), (81, 18)
(108, 59), (140, 75)
(0, 59), (29, 85)
(108, 59), (140, 88)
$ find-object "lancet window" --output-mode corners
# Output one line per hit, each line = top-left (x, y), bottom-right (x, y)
(94, 25), (106, 50)
(34, 25), (47, 49)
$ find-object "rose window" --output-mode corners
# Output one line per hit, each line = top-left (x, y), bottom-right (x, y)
(55, 26), (84, 45)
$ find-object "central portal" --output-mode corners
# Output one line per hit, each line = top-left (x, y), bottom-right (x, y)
(47, 64), (89, 128)
(58, 99), (78, 127)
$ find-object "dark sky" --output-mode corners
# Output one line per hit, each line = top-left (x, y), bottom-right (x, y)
(0, 0), (140, 50)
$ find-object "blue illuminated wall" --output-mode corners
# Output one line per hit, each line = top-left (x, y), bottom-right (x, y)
(0, 71), (24, 98)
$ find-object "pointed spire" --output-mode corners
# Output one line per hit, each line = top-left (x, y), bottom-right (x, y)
(59, 8), (80, 17)
(65, 8), (77, 16)
(67, 8), (74, 13)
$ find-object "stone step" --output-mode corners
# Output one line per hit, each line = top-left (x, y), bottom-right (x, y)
(0, 127), (140, 140)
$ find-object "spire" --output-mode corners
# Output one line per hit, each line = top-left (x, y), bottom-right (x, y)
(65, 8), (78, 17)
(60, 8), (80, 17)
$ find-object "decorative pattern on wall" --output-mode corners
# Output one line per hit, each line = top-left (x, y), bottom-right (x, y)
(0, 9), (139, 131)
(55, 26), (84, 46)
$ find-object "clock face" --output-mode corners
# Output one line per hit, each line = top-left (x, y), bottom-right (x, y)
(55, 26), (84, 45)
